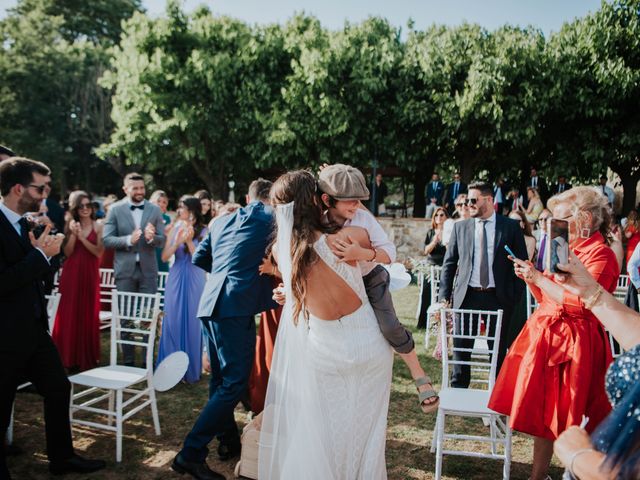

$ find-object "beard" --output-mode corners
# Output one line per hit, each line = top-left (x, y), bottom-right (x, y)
(18, 192), (41, 213)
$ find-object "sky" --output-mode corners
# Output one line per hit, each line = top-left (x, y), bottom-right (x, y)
(0, 0), (604, 37)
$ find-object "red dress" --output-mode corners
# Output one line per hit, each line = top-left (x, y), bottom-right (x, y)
(52, 230), (101, 370)
(488, 232), (618, 440)
(626, 225), (640, 263)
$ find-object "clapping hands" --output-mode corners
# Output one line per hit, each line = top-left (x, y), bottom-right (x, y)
(144, 222), (156, 243)
(29, 224), (64, 257)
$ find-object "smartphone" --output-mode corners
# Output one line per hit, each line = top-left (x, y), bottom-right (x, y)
(504, 244), (519, 260)
(545, 218), (570, 273)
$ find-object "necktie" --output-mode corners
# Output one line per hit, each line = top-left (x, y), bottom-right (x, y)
(453, 182), (459, 199)
(533, 177), (537, 188)
(559, 184), (564, 193)
(537, 234), (546, 271)
(18, 217), (30, 242)
(130, 204), (144, 211)
(480, 220), (489, 288)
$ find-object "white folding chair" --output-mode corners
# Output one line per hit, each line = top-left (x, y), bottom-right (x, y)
(614, 274), (629, 303)
(6, 292), (62, 446)
(98, 268), (116, 330)
(157, 271), (169, 310)
(69, 291), (162, 462)
(525, 285), (538, 318)
(431, 307), (511, 480)
(424, 265), (442, 349)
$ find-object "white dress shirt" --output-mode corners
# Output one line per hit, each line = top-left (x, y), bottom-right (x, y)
(345, 208), (396, 276)
(126, 199), (146, 261)
(469, 212), (496, 288)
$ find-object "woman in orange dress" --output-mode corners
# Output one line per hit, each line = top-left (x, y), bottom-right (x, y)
(488, 186), (619, 480)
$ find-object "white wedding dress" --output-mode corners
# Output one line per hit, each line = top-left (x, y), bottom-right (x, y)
(258, 202), (393, 480)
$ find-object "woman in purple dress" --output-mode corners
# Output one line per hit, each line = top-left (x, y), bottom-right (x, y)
(156, 195), (207, 383)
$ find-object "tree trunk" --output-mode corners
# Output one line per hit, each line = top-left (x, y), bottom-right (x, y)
(617, 166), (640, 215)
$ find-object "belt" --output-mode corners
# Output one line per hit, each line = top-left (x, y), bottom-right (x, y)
(469, 287), (496, 292)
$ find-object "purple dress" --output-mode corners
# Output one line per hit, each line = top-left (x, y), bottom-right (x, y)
(156, 227), (207, 383)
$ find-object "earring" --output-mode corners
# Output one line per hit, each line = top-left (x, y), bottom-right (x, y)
(580, 227), (590, 239)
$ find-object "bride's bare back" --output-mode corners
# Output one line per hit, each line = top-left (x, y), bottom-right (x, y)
(303, 226), (371, 321)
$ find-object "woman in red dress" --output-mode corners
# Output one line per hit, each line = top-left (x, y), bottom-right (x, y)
(488, 186), (619, 480)
(52, 191), (104, 371)
(624, 209), (640, 263)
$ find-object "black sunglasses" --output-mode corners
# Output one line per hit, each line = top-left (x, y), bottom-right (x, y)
(78, 203), (93, 209)
(464, 198), (479, 205)
(27, 183), (47, 194)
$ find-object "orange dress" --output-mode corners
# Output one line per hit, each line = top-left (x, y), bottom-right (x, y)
(488, 232), (618, 440)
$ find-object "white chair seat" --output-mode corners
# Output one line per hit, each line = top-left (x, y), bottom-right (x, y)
(99, 311), (112, 321)
(70, 365), (147, 390)
(438, 388), (493, 415)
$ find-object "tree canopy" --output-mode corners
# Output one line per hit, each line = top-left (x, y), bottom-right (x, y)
(1, 0), (638, 213)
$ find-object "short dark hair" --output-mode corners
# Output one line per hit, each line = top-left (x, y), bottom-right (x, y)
(0, 157), (50, 196)
(0, 145), (16, 158)
(248, 178), (272, 202)
(123, 172), (144, 184)
(468, 181), (493, 197)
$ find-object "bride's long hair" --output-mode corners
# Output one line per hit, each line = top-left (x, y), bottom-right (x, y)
(270, 170), (335, 323)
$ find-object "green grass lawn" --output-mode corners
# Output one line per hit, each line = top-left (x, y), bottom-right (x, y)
(8, 285), (563, 479)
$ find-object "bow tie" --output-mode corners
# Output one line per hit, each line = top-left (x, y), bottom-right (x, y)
(130, 204), (144, 211)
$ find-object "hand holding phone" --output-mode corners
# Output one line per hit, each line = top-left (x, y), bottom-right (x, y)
(504, 244), (519, 260)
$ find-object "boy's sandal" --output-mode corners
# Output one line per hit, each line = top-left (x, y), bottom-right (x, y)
(416, 375), (439, 414)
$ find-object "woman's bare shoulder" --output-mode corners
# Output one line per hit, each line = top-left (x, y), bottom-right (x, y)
(336, 226), (370, 244)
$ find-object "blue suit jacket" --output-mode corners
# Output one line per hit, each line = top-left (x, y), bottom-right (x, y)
(193, 201), (277, 320)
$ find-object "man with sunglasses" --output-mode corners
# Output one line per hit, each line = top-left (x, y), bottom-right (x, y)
(0, 158), (105, 478)
(439, 182), (527, 388)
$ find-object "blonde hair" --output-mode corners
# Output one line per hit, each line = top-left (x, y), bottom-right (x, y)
(547, 186), (612, 240)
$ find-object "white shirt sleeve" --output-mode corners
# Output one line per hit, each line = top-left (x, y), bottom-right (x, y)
(628, 242), (640, 290)
(350, 209), (396, 262)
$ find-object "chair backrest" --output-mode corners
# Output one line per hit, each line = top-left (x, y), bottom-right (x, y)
(430, 265), (442, 301)
(614, 274), (629, 303)
(99, 268), (116, 311)
(45, 291), (62, 332)
(440, 307), (504, 391)
(157, 271), (169, 309)
(110, 290), (161, 370)
(525, 285), (538, 318)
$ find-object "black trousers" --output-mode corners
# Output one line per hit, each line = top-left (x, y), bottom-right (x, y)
(0, 329), (73, 471)
(451, 289), (513, 388)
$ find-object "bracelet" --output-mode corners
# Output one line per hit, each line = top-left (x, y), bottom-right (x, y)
(582, 284), (604, 310)
(569, 448), (595, 478)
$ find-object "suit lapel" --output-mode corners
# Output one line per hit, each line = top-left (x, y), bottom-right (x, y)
(465, 219), (475, 263)
(140, 201), (151, 230)
(0, 209), (31, 252)
(121, 201), (137, 232)
(493, 215), (504, 266)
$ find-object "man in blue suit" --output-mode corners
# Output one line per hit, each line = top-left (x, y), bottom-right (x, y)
(173, 178), (277, 480)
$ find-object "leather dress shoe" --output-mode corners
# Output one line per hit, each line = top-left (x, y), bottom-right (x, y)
(49, 453), (106, 475)
(171, 454), (225, 480)
(217, 439), (241, 461)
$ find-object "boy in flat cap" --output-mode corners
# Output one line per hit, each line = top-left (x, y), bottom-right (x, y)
(317, 163), (439, 413)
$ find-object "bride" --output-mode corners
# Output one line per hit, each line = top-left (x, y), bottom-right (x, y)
(258, 170), (394, 479)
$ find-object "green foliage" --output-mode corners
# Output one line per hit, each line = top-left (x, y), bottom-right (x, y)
(1, 0), (639, 211)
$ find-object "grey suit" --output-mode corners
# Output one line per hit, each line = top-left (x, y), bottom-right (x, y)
(102, 198), (165, 365)
(103, 198), (166, 292)
(439, 215), (527, 387)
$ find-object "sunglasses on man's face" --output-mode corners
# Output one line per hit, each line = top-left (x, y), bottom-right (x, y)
(464, 198), (479, 206)
(27, 184), (48, 194)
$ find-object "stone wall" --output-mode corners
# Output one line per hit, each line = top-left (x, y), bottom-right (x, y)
(378, 217), (430, 262)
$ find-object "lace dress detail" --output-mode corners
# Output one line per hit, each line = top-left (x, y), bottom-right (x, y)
(279, 235), (393, 479)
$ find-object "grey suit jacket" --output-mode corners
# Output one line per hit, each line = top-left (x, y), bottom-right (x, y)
(438, 215), (527, 309)
(102, 199), (166, 280)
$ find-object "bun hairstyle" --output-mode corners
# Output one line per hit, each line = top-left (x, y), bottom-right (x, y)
(548, 186), (612, 242)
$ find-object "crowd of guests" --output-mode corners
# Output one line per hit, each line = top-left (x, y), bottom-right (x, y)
(2, 148), (640, 479)
(419, 174), (640, 479)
